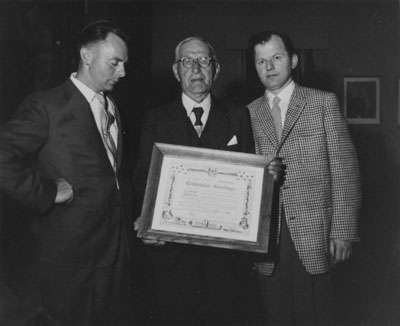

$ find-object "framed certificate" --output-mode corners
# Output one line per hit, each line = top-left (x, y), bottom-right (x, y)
(137, 143), (275, 253)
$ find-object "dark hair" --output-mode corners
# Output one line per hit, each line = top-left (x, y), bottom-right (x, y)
(76, 20), (129, 51)
(248, 30), (295, 57)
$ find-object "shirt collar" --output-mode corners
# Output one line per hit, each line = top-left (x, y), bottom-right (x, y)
(70, 73), (101, 104)
(265, 80), (295, 106)
(181, 93), (211, 116)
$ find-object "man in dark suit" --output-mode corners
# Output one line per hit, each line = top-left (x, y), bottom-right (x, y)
(133, 36), (280, 324)
(247, 30), (362, 325)
(0, 21), (134, 324)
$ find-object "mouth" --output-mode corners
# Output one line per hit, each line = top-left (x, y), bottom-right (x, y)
(191, 78), (204, 83)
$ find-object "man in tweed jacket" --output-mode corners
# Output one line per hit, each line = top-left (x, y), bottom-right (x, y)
(247, 31), (361, 325)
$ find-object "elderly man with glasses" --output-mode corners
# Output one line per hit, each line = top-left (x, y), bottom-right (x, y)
(133, 36), (275, 324)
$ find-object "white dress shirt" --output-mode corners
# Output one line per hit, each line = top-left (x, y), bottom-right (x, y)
(181, 93), (211, 128)
(266, 80), (295, 127)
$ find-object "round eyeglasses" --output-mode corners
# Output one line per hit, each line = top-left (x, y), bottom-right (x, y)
(176, 57), (216, 69)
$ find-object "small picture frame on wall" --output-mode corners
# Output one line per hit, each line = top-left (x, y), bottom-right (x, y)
(344, 77), (380, 124)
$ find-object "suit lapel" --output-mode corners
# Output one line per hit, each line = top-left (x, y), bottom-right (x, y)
(255, 96), (280, 148)
(201, 97), (229, 149)
(166, 99), (192, 147)
(66, 81), (110, 163)
(281, 85), (307, 144)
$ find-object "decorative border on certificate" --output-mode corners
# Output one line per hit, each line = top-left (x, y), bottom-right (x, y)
(137, 143), (275, 253)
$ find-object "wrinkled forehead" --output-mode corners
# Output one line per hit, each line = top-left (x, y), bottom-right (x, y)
(178, 39), (210, 58)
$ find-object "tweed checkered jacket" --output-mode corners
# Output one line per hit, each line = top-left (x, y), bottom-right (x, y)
(247, 84), (361, 275)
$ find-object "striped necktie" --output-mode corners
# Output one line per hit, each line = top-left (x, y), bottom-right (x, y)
(95, 93), (118, 171)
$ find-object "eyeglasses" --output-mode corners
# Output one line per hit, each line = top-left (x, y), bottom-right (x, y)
(176, 57), (216, 69)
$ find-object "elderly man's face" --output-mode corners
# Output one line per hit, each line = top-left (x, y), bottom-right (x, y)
(173, 39), (219, 103)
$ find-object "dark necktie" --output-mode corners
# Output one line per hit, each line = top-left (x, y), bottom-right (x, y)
(192, 107), (204, 137)
(271, 96), (282, 141)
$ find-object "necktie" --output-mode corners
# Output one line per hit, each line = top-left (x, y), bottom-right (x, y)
(192, 107), (204, 137)
(271, 96), (282, 141)
(94, 93), (118, 171)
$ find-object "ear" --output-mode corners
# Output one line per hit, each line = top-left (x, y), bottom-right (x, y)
(80, 47), (92, 66)
(172, 63), (180, 82)
(291, 54), (298, 70)
(213, 62), (220, 81)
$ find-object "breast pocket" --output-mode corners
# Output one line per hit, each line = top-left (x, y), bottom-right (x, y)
(225, 144), (240, 152)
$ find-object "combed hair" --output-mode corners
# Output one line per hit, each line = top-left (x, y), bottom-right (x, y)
(76, 20), (129, 51)
(248, 30), (295, 57)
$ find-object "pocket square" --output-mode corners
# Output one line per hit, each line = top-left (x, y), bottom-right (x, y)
(227, 135), (238, 146)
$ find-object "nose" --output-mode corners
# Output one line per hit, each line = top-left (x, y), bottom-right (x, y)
(191, 60), (201, 73)
(266, 60), (274, 71)
(120, 66), (126, 77)
(117, 63), (126, 78)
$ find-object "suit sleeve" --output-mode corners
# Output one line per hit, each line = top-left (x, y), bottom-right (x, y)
(132, 110), (156, 213)
(324, 93), (361, 242)
(0, 95), (57, 213)
(240, 107), (255, 154)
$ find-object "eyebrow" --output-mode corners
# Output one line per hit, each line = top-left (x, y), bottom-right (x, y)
(110, 55), (128, 63)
